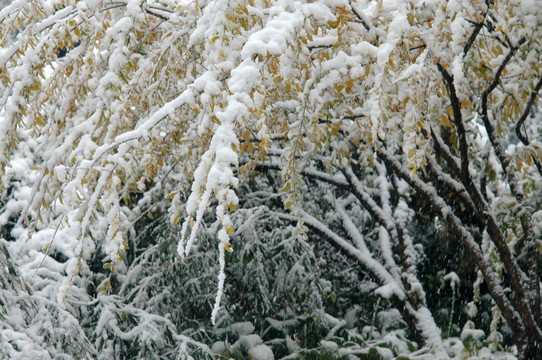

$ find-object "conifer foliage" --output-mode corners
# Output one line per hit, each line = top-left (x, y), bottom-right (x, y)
(1, 0), (542, 358)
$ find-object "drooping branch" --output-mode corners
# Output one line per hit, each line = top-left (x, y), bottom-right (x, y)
(257, 160), (439, 324)
(274, 210), (403, 297)
(430, 126), (462, 178)
(516, 77), (542, 145)
(342, 166), (419, 277)
(480, 37), (526, 202)
(276, 209), (447, 355)
(463, 0), (490, 56)
(436, 64), (471, 189)
(479, 142), (491, 201)
(377, 148), (529, 342)
(435, 60), (536, 331)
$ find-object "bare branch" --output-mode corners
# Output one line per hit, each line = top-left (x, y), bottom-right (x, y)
(430, 126), (462, 178)
(479, 142), (491, 201)
(436, 64), (475, 200)
(348, 1), (371, 31)
(516, 77), (542, 145)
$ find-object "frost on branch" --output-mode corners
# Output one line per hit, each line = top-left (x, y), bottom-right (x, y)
(1, 0), (542, 358)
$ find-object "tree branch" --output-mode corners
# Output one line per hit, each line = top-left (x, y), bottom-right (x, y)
(377, 148), (528, 342)
(480, 37), (526, 202)
(348, 1), (371, 32)
(436, 57), (536, 333)
(463, 0), (490, 56)
(515, 77), (542, 145)
(521, 213), (542, 328)
(479, 142), (492, 202)
(430, 126), (462, 176)
(436, 64), (471, 187)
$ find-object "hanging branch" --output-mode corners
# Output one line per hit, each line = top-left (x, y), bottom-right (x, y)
(480, 37), (526, 202)
(515, 77), (542, 145)
(377, 148), (530, 343)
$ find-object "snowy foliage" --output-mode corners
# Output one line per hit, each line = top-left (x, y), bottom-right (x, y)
(1, 0), (542, 359)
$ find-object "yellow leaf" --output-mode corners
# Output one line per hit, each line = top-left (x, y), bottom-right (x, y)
(35, 115), (45, 127)
(166, 191), (178, 200)
(224, 242), (233, 253)
(441, 114), (451, 127)
(226, 225), (234, 234)
(211, 115), (221, 124)
(328, 20), (340, 28)
(281, 182), (291, 192)
(97, 278), (111, 293)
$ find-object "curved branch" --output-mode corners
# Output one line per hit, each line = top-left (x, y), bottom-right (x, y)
(515, 77), (542, 145)
(277, 209), (447, 354)
(436, 59), (534, 330)
(377, 148), (529, 342)
(274, 210), (402, 296)
(430, 126), (462, 179)
(480, 37), (526, 202)
(463, 0), (491, 56)
(436, 64), (471, 187)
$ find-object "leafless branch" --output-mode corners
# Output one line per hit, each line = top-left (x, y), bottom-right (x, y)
(516, 77), (542, 145)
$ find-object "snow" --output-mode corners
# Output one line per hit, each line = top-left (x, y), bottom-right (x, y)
(1, 0), (540, 358)
(375, 283), (398, 299)
(248, 344), (275, 360)
(114, 88), (195, 144)
(211, 341), (226, 354)
(321, 340), (339, 352)
(411, 306), (448, 359)
(231, 334), (264, 353)
(461, 327), (485, 345)
(444, 272), (460, 290)
(300, 210), (405, 300)
(231, 321), (255, 335)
